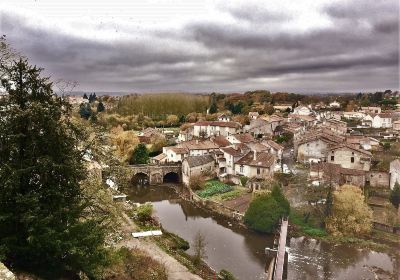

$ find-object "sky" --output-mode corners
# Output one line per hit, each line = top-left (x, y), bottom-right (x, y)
(0, 0), (399, 93)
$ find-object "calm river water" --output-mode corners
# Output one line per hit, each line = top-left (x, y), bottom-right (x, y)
(127, 185), (399, 280)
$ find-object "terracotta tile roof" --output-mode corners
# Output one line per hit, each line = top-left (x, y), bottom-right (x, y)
(262, 140), (284, 151)
(248, 142), (269, 152)
(184, 155), (214, 168)
(178, 140), (219, 150)
(235, 151), (275, 168)
(329, 143), (372, 156)
(152, 153), (167, 161)
(170, 147), (189, 154)
(232, 133), (256, 143)
(310, 162), (365, 177)
(194, 121), (242, 129)
(220, 146), (244, 157)
(211, 136), (231, 147)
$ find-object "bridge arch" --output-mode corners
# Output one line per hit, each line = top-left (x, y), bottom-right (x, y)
(163, 171), (180, 183)
(131, 172), (149, 186)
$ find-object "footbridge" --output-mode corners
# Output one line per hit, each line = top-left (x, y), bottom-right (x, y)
(127, 163), (182, 185)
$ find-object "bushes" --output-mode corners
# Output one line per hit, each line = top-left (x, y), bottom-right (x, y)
(190, 175), (205, 191)
(105, 247), (167, 280)
(136, 204), (153, 223)
(196, 181), (233, 198)
(244, 184), (290, 233)
(219, 269), (237, 280)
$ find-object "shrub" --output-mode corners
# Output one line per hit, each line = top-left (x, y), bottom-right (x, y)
(219, 269), (237, 280)
(189, 175), (205, 191)
(196, 181), (233, 198)
(244, 188), (290, 233)
(240, 176), (248, 187)
(136, 204), (153, 223)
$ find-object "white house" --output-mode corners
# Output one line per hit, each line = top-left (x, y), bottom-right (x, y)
(368, 114), (393, 128)
(226, 133), (256, 145)
(234, 151), (275, 179)
(390, 159), (400, 190)
(261, 140), (284, 163)
(329, 101), (341, 108)
(217, 114), (231, 122)
(193, 121), (242, 137)
(248, 112), (259, 120)
(293, 105), (313, 116)
(361, 107), (381, 114)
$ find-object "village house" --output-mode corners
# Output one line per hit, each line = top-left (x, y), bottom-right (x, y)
(161, 139), (219, 162)
(392, 120), (400, 131)
(327, 143), (372, 171)
(293, 105), (313, 116)
(295, 132), (344, 163)
(182, 155), (215, 186)
(226, 133), (256, 145)
(177, 125), (194, 142)
(361, 106), (381, 114)
(210, 135), (231, 147)
(328, 101), (341, 109)
(217, 114), (231, 122)
(192, 121), (242, 138)
(261, 140), (284, 163)
(366, 171), (390, 189)
(390, 159), (400, 189)
(248, 112), (259, 120)
(310, 163), (366, 187)
(346, 136), (380, 151)
(219, 146), (247, 175)
(234, 151), (275, 180)
(371, 113), (393, 128)
(150, 153), (167, 164)
(273, 104), (292, 112)
(244, 118), (272, 138)
(321, 119), (347, 135)
(342, 111), (366, 120)
(288, 114), (317, 128)
(139, 127), (165, 144)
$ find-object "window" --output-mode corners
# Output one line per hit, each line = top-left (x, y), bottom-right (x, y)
(351, 157), (354, 163)
(257, 168), (260, 175)
(331, 156), (334, 161)
(240, 165), (244, 173)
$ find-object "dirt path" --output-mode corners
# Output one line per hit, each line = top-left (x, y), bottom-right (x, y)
(118, 213), (202, 280)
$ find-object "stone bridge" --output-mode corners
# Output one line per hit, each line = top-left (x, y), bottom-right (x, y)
(127, 164), (182, 185)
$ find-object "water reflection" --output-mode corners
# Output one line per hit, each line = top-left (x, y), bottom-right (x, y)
(126, 185), (399, 280)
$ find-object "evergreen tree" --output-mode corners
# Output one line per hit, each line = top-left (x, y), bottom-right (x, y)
(83, 93), (88, 99)
(97, 101), (105, 112)
(389, 182), (400, 209)
(79, 102), (92, 119)
(209, 93), (218, 114)
(0, 59), (108, 278)
(130, 143), (149, 164)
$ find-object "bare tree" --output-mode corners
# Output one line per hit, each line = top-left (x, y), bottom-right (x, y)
(192, 231), (207, 266)
(54, 79), (79, 96)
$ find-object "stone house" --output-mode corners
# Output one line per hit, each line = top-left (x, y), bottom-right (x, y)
(322, 119), (347, 135)
(182, 155), (215, 186)
(361, 107), (381, 114)
(328, 143), (372, 171)
(346, 136), (380, 151)
(390, 159), (400, 189)
(261, 140), (284, 163)
(150, 153), (167, 164)
(366, 171), (390, 189)
(219, 146), (246, 175)
(163, 147), (188, 163)
(234, 151), (275, 179)
(248, 112), (259, 119)
(245, 118), (274, 137)
(392, 120), (400, 131)
(293, 105), (313, 115)
(288, 114), (317, 128)
(295, 133), (344, 163)
(310, 163), (365, 187)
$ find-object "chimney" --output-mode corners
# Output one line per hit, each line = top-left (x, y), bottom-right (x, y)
(253, 151), (257, 160)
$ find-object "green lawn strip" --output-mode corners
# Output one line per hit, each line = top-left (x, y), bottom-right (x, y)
(289, 211), (327, 238)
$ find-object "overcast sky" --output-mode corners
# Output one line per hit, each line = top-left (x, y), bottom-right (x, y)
(0, 0), (399, 93)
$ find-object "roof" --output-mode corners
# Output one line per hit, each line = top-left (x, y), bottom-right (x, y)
(220, 146), (244, 157)
(152, 153), (167, 161)
(170, 147), (189, 154)
(211, 136), (231, 147)
(235, 151), (275, 168)
(178, 140), (219, 150)
(329, 143), (372, 156)
(263, 140), (284, 151)
(296, 132), (344, 147)
(310, 162), (365, 177)
(232, 133), (256, 143)
(194, 121), (241, 129)
(184, 155), (214, 168)
(248, 112), (259, 117)
(289, 114), (316, 122)
(247, 142), (269, 152)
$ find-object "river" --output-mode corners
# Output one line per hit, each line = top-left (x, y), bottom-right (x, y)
(127, 185), (399, 280)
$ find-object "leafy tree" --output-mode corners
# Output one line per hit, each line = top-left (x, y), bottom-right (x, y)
(97, 101), (105, 112)
(389, 182), (400, 209)
(244, 190), (290, 233)
(271, 184), (290, 215)
(326, 185), (373, 237)
(240, 176), (248, 187)
(130, 143), (149, 164)
(0, 59), (109, 278)
(166, 114), (179, 126)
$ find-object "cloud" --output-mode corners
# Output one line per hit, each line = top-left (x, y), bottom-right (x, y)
(0, 0), (398, 93)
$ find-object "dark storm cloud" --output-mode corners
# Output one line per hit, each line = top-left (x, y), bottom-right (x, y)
(0, 0), (398, 92)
